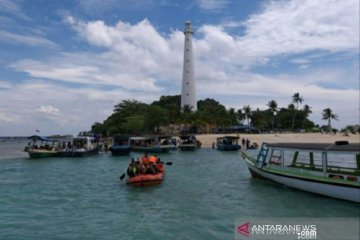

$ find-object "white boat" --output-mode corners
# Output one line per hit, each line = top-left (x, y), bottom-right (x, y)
(129, 136), (174, 153)
(25, 135), (60, 158)
(178, 135), (201, 151)
(241, 141), (360, 203)
(59, 136), (101, 157)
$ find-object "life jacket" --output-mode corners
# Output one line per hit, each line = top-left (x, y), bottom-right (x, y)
(141, 155), (149, 164)
(156, 163), (164, 173)
(149, 156), (157, 164)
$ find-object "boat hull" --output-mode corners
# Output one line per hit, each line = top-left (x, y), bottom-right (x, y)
(178, 144), (197, 151)
(217, 144), (241, 151)
(244, 158), (360, 203)
(110, 145), (131, 156)
(126, 172), (164, 187)
(131, 146), (172, 153)
(28, 150), (59, 158)
(59, 146), (101, 157)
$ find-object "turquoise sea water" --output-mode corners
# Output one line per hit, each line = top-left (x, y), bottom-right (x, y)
(0, 139), (359, 239)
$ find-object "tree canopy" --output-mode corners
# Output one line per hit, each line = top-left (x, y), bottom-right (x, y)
(91, 93), (319, 136)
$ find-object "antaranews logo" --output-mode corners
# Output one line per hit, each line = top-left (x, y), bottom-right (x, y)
(237, 222), (250, 237)
(236, 221), (317, 240)
(236, 218), (359, 240)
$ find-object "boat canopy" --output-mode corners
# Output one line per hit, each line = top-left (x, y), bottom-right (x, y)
(113, 134), (131, 140)
(179, 135), (195, 140)
(129, 136), (148, 141)
(266, 142), (360, 152)
(217, 136), (239, 140)
(27, 135), (58, 142)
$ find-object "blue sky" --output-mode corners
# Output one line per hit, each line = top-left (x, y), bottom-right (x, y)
(0, 0), (359, 136)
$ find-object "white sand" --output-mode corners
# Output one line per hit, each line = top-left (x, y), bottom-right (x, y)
(196, 133), (360, 148)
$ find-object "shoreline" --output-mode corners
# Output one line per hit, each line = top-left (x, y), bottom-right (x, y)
(195, 132), (360, 148)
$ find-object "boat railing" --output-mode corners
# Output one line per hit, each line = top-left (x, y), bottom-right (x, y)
(256, 143), (269, 167)
(326, 166), (360, 176)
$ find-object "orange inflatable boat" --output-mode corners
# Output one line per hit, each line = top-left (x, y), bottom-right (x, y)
(126, 163), (165, 187)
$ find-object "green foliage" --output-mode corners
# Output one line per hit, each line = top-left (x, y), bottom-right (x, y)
(89, 94), (319, 136)
(151, 95), (181, 124)
(322, 108), (339, 131)
(197, 98), (228, 126)
(145, 105), (169, 132)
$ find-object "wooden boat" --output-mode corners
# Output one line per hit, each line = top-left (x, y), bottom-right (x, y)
(216, 136), (241, 151)
(241, 141), (360, 203)
(26, 135), (60, 158)
(178, 135), (201, 151)
(129, 136), (174, 153)
(110, 134), (131, 156)
(59, 136), (101, 157)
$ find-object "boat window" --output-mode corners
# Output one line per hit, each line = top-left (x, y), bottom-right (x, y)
(289, 151), (322, 169)
(326, 153), (358, 174)
(269, 150), (282, 165)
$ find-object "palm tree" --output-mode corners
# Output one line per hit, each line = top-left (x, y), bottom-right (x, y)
(322, 108), (338, 132)
(291, 92), (304, 130)
(302, 104), (312, 129)
(267, 100), (278, 130)
(236, 109), (245, 124)
(243, 105), (252, 126)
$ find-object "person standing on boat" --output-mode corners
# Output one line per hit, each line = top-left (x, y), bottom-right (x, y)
(246, 139), (250, 149)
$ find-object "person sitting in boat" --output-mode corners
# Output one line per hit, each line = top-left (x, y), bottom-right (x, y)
(141, 153), (149, 164)
(145, 163), (156, 174)
(127, 159), (137, 178)
(155, 162), (163, 173)
(148, 155), (158, 164)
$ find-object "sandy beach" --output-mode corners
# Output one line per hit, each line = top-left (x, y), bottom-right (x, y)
(196, 132), (360, 148)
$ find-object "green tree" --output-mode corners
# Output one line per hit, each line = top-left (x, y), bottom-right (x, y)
(302, 104), (312, 129)
(322, 108), (338, 132)
(243, 105), (252, 126)
(227, 108), (238, 126)
(104, 99), (149, 135)
(267, 100), (278, 130)
(251, 108), (268, 130)
(91, 122), (104, 135)
(151, 95), (181, 124)
(291, 92), (304, 130)
(237, 109), (245, 124)
(144, 105), (169, 133)
(197, 98), (228, 132)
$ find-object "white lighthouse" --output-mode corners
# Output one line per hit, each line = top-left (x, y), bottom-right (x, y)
(181, 21), (197, 111)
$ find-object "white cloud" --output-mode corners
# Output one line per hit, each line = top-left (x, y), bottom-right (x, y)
(0, 110), (20, 123)
(197, 0), (359, 68)
(36, 105), (60, 115)
(240, 0), (359, 57)
(0, 0), (29, 20)
(0, 30), (58, 48)
(0, 79), (163, 135)
(197, 0), (229, 12)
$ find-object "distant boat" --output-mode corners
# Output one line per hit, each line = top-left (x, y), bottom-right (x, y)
(129, 136), (174, 153)
(241, 141), (360, 203)
(59, 136), (101, 157)
(110, 134), (131, 156)
(216, 136), (241, 151)
(178, 135), (201, 151)
(25, 135), (60, 158)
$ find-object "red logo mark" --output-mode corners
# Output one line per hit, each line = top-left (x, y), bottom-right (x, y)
(237, 222), (250, 237)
